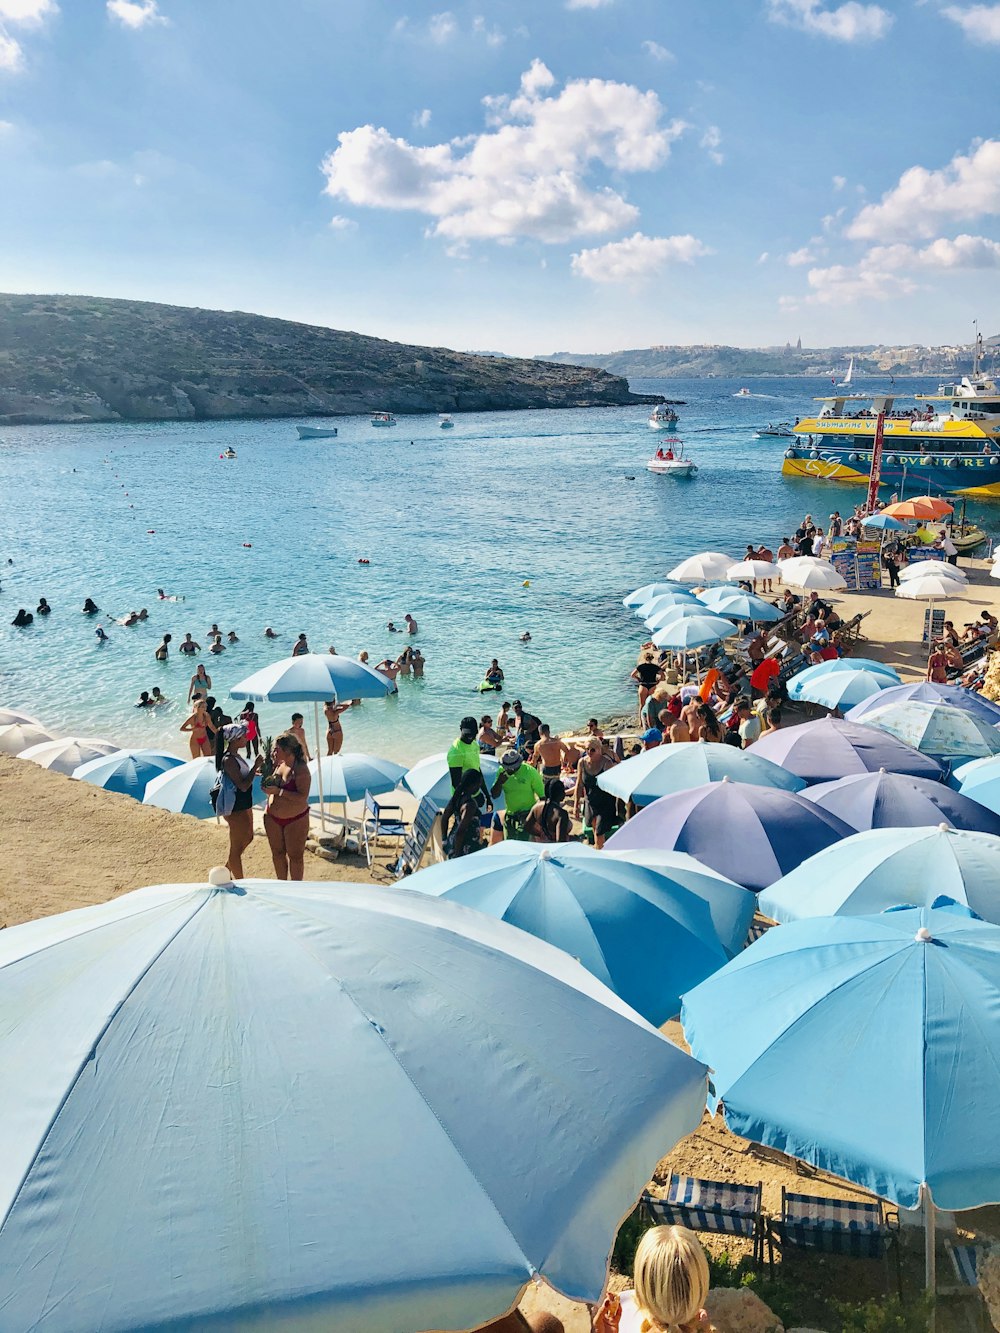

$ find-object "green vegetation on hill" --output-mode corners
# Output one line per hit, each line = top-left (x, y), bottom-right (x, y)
(0, 294), (656, 424)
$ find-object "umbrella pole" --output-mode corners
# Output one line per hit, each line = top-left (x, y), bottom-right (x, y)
(313, 701), (327, 832)
(922, 1183), (937, 1308)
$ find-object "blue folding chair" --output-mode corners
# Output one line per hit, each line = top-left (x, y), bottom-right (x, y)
(362, 790), (408, 867)
(775, 1188), (901, 1294)
(643, 1175), (769, 1267)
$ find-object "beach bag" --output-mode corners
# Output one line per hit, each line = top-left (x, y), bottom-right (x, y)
(209, 770), (237, 817)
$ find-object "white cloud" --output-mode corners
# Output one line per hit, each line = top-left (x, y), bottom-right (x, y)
(107, 0), (166, 27)
(428, 11), (456, 42)
(0, 0), (56, 72)
(700, 125), (723, 165)
(328, 215), (356, 231)
(795, 232), (1000, 304)
(0, 116), (13, 131)
(942, 4), (1000, 42)
(321, 62), (688, 244)
(571, 231), (711, 283)
(566, 0), (615, 8)
(473, 14), (504, 45)
(847, 138), (1000, 241)
(643, 39), (675, 60)
(766, 0), (893, 41)
(758, 251), (770, 263)
(786, 246), (817, 266)
(0, 30), (20, 67)
(413, 108), (432, 129)
(832, 174), (846, 190)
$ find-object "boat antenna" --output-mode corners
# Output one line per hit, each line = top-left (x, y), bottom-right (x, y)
(973, 319), (982, 377)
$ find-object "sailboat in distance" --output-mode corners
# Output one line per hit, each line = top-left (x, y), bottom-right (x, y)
(837, 356), (855, 388)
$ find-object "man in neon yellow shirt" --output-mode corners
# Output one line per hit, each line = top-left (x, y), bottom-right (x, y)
(490, 751), (544, 841)
(446, 715), (492, 812)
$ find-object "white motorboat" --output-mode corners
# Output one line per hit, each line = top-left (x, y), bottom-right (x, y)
(371, 411), (396, 427)
(220, 448), (237, 459)
(439, 414), (455, 429)
(296, 425), (339, 439)
(648, 404), (679, 427)
(755, 422), (796, 439)
(735, 387), (752, 397)
(647, 438), (697, 477)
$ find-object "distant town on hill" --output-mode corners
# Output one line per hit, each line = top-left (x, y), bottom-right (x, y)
(542, 336), (1000, 380)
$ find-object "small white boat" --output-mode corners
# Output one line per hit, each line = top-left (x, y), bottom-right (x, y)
(371, 411), (396, 427)
(439, 415), (455, 429)
(648, 405), (679, 427)
(735, 387), (752, 397)
(296, 425), (339, 439)
(221, 448), (237, 459)
(838, 356), (855, 388)
(755, 422), (796, 439)
(647, 438), (697, 477)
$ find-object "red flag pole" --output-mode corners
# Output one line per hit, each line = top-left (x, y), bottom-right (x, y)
(865, 411), (885, 515)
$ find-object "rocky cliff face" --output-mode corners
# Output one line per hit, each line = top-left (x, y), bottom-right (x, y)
(0, 294), (658, 424)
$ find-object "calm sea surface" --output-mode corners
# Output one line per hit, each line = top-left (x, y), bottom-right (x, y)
(2, 375), (992, 764)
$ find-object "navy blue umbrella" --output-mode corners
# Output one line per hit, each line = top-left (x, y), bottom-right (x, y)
(606, 778), (853, 892)
(802, 769), (1000, 835)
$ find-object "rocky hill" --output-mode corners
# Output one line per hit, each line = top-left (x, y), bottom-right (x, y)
(0, 294), (657, 425)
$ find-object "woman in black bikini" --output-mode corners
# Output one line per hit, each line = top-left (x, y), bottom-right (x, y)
(324, 699), (350, 755)
(217, 722), (263, 879)
(525, 779), (571, 844)
(573, 739), (617, 849)
(263, 732), (312, 879)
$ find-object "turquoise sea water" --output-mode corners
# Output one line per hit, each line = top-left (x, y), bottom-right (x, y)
(2, 375), (992, 764)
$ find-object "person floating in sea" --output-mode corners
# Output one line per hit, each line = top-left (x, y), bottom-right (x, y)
(485, 659), (504, 688)
(95, 624), (109, 643)
(386, 621), (400, 633)
(227, 630), (239, 643)
(150, 686), (166, 705)
(264, 626), (279, 639)
(136, 690), (153, 708)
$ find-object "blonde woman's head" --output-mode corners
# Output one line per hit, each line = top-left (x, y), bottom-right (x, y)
(633, 1225), (710, 1332)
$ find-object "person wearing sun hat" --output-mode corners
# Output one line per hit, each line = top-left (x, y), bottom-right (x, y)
(490, 749), (545, 842)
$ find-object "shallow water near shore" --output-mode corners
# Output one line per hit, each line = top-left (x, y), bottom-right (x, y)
(2, 374), (991, 765)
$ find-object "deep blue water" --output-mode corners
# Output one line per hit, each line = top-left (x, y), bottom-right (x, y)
(1, 374), (990, 763)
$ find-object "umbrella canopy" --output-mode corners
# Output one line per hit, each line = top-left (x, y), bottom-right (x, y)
(407, 843), (730, 1023)
(956, 757), (1000, 816)
(681, 900), (999, 1211)
(403, 751), (502, 806)
(601, 849), (757, 955)
(750, 717), (943, 784)
(802, 769), (1000, 836)
(788, 659), (902, 693)
(73, 748), (186, 800)
(898, 560), (966, 584)
(305, 752), (407, 804)
(779, 561), (847, 591)
(727, 560), (780, 582)
(645, 603), (716, 631)
(606, 779), (852, 892)
(847, 681), (1000, 727)
(0, 877), (707, 1332)
(696, 585), (754, 608)
(623, 582), (687, 608)
(230, 653), (394, 704)
(651, 614), (736, 651)
(142, 756), (265, 818)
(791, 668), (900, 712)
(17, 736), (119, 776)
(0, 720), (58, 756)
(882, 497), (954, 519)
(596, 742), (805, 806)
(637, 591), (701, 619)
(895, 573), (964, 601)
(667, 552), (736, 583)
(0, 707), (41, 728)
(860, 699), (1000, 764)
(710, 594), (784, 623)
(861, 513), (906, 531)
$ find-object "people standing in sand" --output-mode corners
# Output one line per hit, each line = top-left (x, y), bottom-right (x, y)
(927, 642), (950, 683)
(292, 632), (309, 657)
(573, 739), (618, 849)
(262, 733), (312, 880)
(513, 700), (542, 750)
(631, 653), (664, 714)
(180, 698), (214, 757)
(697, 702), (724, 742)
(188, 663), (212, 702)
(154, 633), (171, 661)
(239, 704), (260, 757)
(179, 632), (200, 656)
(532, 724), (569, 779)
(216, 722), (263, 880)
(490, 750), (545, 843)
(324, 700), (350, 755)
(289, 712), (312, 760)
(497, 701), (512, 736)
(755, 544), (774, 593)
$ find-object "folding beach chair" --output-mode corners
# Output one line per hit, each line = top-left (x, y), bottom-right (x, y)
(941, 1242), (990, 1330)
(774, 1188), (901, 1295)
(362, 791), (408, 867)
(643, 1176), (769, 1268)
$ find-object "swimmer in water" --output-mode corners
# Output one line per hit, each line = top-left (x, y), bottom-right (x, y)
(151, 686), (166, 705)
(264, 627), (279, 639)
(324, 699), (350, 755)
(289, 713), (312, 761)
(179, 633), (200, 656)
(209, 634), (226, 654)
(83, 598), (99, 614)
(411, 647), (425, 677)
(386, 622), (400, 633)
(207, 623), (221, 640)
(292, 632), (309, 657)
(227, 630), (239, 643)
(375, 658), (401, 691)
(95, 624), (109, 642)
(520, 631), (532, 642)
(154, 633), (172, 661)
(36, 598), (51, 616)
(12, 608), (33, 627)
(404, 613), (417, 634)
(138, 608), (149, 621)
(136, 690), (153, 708)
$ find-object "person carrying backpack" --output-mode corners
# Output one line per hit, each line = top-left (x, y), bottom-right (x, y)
(213, 722), (263, 879)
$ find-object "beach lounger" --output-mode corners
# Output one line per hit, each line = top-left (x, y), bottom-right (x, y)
(941, 1242), (989, 1329)
(774, 1188), (901, 1294)
(362, 791), (409, 867)
(839, 611), (870, 646)
(643, 1176), (769, 1267)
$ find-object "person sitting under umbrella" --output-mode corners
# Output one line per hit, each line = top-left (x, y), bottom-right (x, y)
(593, 1225), (712, 1333)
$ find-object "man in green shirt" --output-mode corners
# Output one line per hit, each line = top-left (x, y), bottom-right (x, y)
(490, 751), (544, 841)
(446, 715), (492, 811)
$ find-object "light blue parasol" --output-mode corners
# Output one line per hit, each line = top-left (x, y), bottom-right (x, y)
(623, 582), (688, 608)
(73, 748), (186, 801)
(142, 756), (264, 818)
(596, 742), (805, 806)
(709, 594), (784, 623)
(847, 680), (1000, 728)
(792, 667), (900, 712)
(651, 614), (737, 651)
(305, 752), (407, 804)
(859, 699), (1000, 765)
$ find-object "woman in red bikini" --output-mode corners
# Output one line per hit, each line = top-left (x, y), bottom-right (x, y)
(263, 732), (312, 880)
(180, 698), (214, 758)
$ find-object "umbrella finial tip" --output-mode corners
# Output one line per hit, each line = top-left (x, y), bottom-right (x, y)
(208, 866), (234, 887)
(938, 822), (952, 833)
(539, 848), (551, 861)
(915, 926), (933, 943)
(721, 774), (731, 782)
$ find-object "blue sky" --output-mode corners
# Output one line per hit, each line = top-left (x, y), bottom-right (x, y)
(0, 0), (997, 355)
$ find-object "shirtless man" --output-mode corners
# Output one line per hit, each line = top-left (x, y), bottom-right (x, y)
(289, 713), (313, 761)
(375, 658), (401, 691)
(404, 613), (418, 634)
(755, 544), (774, 593)
(532, 724), (570, 779)
(777, 537), (795, 562)
(668, 710), (692, 743)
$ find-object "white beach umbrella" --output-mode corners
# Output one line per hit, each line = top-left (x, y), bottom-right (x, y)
(781, 562), (847, 592)
(0, 721), (58, 756)
(18, 736), (119, 776)
(0, 875), (707, 1333)
(777, 555), (829, 577)
(727, 560), (780, 583)
(667, 552), (736, 583)
(0, 707), (41, 728)
(896, 573), (966, 602)
(899, 560), (967, 584)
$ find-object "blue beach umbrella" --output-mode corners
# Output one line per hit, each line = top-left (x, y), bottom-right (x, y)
(861, 513), (906, 531)
(403, 752), (502, 807)
(0, 876), (708, 1332)
(846, 681), (1000, 728)
(758, 825), (1000, 924)
(788, 659), (902, 696)
(596, 741), (805, 807)
(792, 668), (899, 712)
(710, 594), (784, 624)
(142, 756), (265, 819)
(229, 653), (394, 704)
(749, 718), (943, 783)
(606, 779), (853, 892)
(73, 748), (185, 801)
(407, 843), (730, 1023)
(859, 700), (1000, 765)
(652, 615), (737, 651)
(645, 603), (715, 631)
(637, 592), (701, 620)
(305, 753), (407, 804)
(955, 756), (1000, 815)
(623, 582), (687, 608)
(696, 585), (749, 607)
(681, 901), (1000, 1217)
(802, 769), (1000, 835)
